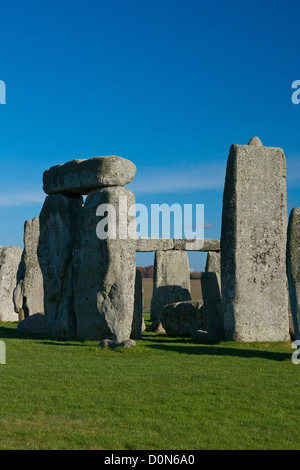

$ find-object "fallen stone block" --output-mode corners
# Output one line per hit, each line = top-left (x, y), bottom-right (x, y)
(161, 300), (206, 336)
(17, 313), (47, 335)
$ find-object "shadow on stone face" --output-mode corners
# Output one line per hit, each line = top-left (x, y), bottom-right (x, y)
(150, 285), (192, 321)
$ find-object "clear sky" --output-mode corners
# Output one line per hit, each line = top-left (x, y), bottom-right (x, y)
(0, 0), (300, 271)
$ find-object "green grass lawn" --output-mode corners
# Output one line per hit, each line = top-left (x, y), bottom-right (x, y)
(0, 315), (299, 450)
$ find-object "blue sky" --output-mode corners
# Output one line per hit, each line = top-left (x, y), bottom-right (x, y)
(0, 0), (300, 270)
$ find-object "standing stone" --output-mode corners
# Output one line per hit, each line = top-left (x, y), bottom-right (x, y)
(131, 269), (145, 340)
(13, 218), (44, 318)
(202, 251), (224, 342)
(201, 273), (224, 342)
(0, 246), (23, 321)
(38, 194), (83, 339)
(150, 251), (191, 321)
(287, 208), (300, 342)
(73, 186), (136, 341)
(221, 137), (289, 342)
(205, 251), (221, 273)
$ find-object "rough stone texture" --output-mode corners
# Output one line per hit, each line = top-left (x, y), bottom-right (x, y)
(174, 238), (220, 252)
(38, 194), (83, 339)
(287, 208), (300, 342)
(201, 273), (224, 342)
(150, 319), (166, 333)
(73, 187), (136, 341)
(99, 338), (136, 349)
(161, 301), (206, 336)
(13, 218), (44, 318)
(202, 252), (224, 342)
(135, 238), (175, 252)
(221, 138), (290, 342)
(205, 251), (221, 273)
(43, 155), (136, 195)
(135, 238), (220, 252)
(131, 269), (144, 340)
(150, 250), (191, 321)
(0, 246), (22, 321)
(17, 313), (47, 335)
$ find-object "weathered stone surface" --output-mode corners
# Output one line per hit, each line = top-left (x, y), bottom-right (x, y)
(161, 301), (206, 336)
(99, 338), (136, 349)
(0, 246), (22, 321)
(73, 187), (136, 341)
(135, 238), (220, 252)
(221, 138), (289, 342)
(201, 272), (224, 342)
(131, 269), (144, 340)
(17, 313), (47, 335)
(14, 218), (44, 318)
(38, 194), (83, 339)
(174, 238), (220, 252)
(205, 251), (221, 273)
(287, 208), (300, 342)
(150, 250), (191, 321)
(43, 155), (137, 195)
(135, 238), (174, 252)
(150, 319), (166, 333)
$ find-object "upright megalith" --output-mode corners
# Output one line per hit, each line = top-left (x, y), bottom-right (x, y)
(205, 252), (220, 273)
(131, 269), (145, 340)
(38, 194), (83, 339)
(221, 137), (289, 342)
(0, 246), (23, 321)
(73, 186), (136, 341)
(201, 251), (224, 342)
(14, 218), (44, 318)
(287, 208), (300, 342)
(150, 250), (191, 321)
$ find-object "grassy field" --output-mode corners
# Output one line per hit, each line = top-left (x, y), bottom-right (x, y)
(0, 316), (299, 450)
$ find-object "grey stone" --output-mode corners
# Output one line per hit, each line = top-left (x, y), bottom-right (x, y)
(38, 194), (83, 339)
(135, 238), (174, 252)
(135, 238), (220, 252)
(131, 269), (144, 340)
(248, 136), (263, 146)
(174, 238), (220, 252)
(150, 250), (191, 321)
(150, 319), (166, 333)
(73, 187), (136, 341)
(14, 218), (44, 318)
(161, 300), (206, 336)
(201, 272), (224, 342)
(17, 313), (47, 335)
(221, 138), (289, 342)
(287, 208), (300, 342)
(43, 155), (137, 195)
(205, 251), (221, 273)
(99, 338), (136, 349)
(0, 246), (23, 321)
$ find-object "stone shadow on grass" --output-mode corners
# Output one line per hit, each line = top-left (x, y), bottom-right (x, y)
(0, 325), (50, 341)
(144, 340), (292, 362)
